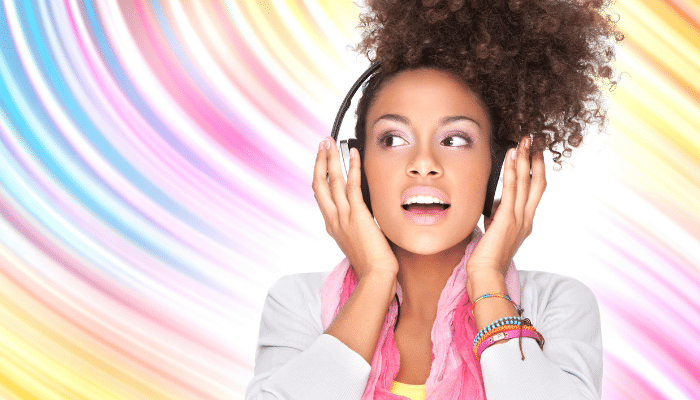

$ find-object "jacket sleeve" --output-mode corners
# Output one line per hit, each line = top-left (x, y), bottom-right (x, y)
(245, 274), (371, 400)
(479, 272), (603, 400)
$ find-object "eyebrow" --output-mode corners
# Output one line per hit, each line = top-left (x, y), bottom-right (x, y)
(371, 114), (482, 130)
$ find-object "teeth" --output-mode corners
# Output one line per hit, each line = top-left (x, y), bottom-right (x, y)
(403, 195), (446, 205)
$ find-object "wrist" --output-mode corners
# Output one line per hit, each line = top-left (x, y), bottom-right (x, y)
(467, 269), (520, 332)
(466, 268), (505, 299)
(359, 269), (398, 297)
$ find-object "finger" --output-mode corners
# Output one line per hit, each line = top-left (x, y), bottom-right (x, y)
(496, 147), (518, 220)
(483, 199), (500, 230)
(346, 148), (367, 213)
(312, 138), (339, 229)
(325, 137), (350, 218)
(524, 145), (547, 222)
(493, 149), (517, 222)
(313, 192), (333, 237)
(514, 136), (532, 221)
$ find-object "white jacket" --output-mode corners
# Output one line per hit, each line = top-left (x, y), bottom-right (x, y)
(246, 270), (603, 400)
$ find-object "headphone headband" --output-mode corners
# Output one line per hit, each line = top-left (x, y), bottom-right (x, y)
(331, 62), (382, 142)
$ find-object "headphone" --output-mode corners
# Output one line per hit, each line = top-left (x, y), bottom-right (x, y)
(330, 62), (517, 218)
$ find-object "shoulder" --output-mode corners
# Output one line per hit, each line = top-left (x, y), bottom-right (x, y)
(517, 269), (598, 309)
(268, 271), (329, 303)
(264, 272), (330, 326)
(257, 272), (330, 343)
(518, 271), (600, 334)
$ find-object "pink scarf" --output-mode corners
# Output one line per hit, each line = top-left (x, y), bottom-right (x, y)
(320, 227), (520, 400)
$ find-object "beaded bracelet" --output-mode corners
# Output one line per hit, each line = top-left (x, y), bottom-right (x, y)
(476, 329), (544, 361)
(477, 326), (545, 362)
(472, 291), (524, 315)
(474, 324), (537, 353)
(474, 324), (535, 350)
(473, 316), (522, 346)
(475, 327), (536, 360)
(472, 318), (545, 361)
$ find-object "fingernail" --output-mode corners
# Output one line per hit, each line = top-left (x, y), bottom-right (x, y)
(350, 148), (355, 158)
(325, 138), (331, 150)
(319, 140), (325, 151)
(511, 148), (517, 160)
(525, 137), (531, 149)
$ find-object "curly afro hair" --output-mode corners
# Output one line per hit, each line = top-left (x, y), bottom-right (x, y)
(353, 0), (624, 166)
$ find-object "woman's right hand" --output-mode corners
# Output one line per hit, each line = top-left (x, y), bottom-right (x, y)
(312, 137), (399, 281)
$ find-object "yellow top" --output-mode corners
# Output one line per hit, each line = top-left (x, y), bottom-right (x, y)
(389, 380), (427, 400)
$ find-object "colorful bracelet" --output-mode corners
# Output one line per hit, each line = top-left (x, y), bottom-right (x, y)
(472, 291), (524, 315)
(476, 329), (543, 361)
(474, 324), (536, 353)
(473, 316), (522, 346)
(472, 317), (545, 361)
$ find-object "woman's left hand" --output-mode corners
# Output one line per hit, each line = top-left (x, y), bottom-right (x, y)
(466, 135), (547, 282)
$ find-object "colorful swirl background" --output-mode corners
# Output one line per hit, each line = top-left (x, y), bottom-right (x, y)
(0, 1), (698, 399)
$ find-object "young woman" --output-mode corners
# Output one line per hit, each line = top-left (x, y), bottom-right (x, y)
(246, 1), (621, 399)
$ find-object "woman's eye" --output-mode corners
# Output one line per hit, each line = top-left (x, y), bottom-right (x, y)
(442, 135), (472, 147)
(380, 135), (408, 147)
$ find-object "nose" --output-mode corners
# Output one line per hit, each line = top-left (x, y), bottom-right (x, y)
(407, 145), (443, 178)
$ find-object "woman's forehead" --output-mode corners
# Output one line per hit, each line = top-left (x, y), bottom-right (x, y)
(367, 68), (491, 131)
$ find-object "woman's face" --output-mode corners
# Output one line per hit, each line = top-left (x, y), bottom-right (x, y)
(363, 68), (492, 255)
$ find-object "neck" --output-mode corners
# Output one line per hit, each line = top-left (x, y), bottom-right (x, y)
(392, 235), (471, 324)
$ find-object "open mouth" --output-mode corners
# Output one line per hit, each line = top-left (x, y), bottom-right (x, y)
(400, 188), (451, 225)
(401, 203), (451, 212)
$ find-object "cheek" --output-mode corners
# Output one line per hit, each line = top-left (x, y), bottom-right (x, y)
(472, 147), (492, 183)
(365, 172), (391, 212)
(453, 156), (492, 208)
(363, 151), (398, 214)
(474, 157), (492, 191)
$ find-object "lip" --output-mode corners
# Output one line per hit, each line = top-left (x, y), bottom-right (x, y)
(401, 186), (451, 206)
(401, 186), (450, 225)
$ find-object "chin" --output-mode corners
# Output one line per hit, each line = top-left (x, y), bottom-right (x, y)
(389, 232), (470, 256)
(376, 208), (479, 256)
